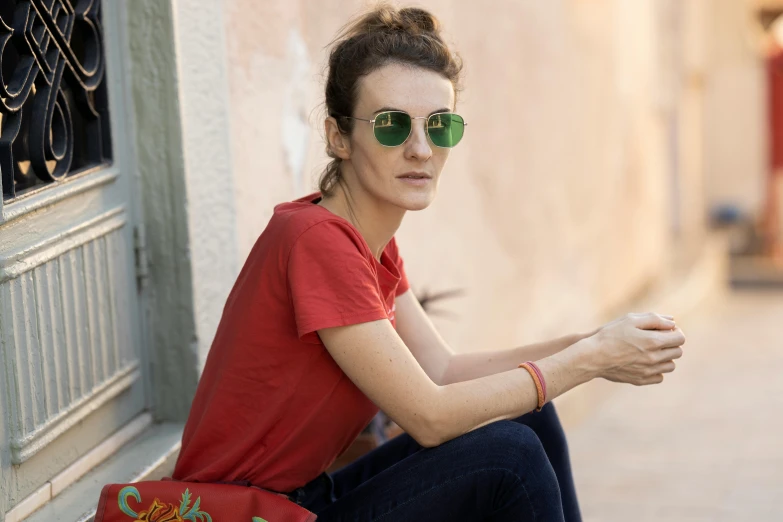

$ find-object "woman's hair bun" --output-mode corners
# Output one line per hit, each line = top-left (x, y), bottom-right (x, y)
(396, 7), (440, 33)
(361, 4), (441, 36)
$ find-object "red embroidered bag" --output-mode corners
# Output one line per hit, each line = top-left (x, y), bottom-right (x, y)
(94, 481), (316, 522)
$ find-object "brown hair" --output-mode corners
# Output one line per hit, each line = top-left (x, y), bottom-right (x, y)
(319, 3), (463, 197)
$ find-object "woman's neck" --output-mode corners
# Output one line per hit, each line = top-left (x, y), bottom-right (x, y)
(318, 182), (405, 261)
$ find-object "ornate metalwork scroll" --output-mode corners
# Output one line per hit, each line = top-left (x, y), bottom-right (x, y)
(0, 0), (111, 201)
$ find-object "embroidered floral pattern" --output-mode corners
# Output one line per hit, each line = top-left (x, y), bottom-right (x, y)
(136, 498), (184, 521)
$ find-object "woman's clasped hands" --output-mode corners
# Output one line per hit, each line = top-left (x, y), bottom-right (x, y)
(584, 312), (686, 386)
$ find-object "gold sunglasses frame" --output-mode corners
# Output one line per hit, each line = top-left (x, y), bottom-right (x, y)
(337, 110), (467, 148)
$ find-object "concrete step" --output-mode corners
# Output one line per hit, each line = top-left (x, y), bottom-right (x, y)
(23, 422), (183, 522)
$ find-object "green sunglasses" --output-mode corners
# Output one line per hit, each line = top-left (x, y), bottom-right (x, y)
(337, 110), (467, 148)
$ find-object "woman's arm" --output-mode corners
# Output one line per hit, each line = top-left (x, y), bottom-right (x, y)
(440, 333), (592, 385)
(318, 311), (684, 448)
(394, 289), (594, 385)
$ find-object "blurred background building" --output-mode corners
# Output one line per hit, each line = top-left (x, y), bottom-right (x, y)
(0, 1), (780, 520)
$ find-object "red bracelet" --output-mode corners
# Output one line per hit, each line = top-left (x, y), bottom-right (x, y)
(518, 361), (546, 412)
(527, 361), (547, 402)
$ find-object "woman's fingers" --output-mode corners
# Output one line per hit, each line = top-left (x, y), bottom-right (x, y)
(654, 346), (684, 363)
(648, 328), (686, 350)
(649, 360), (676, 375)
(638, 361), (676, 385)
(636, 351), (680, 385)
(636, 373), (665, 386)
(632, 312), (676, 331)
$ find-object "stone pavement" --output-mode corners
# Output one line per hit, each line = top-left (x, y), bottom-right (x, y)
(565, 288), (783, 521)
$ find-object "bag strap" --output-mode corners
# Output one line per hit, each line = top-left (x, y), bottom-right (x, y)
(161, 477), (295, 501)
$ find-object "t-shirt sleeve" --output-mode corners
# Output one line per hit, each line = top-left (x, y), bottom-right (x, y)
(386, 236), (411, 297)
(288, 220), (390, 343)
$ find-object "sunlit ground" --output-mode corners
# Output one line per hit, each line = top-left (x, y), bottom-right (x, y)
(567, 288), (783, 521)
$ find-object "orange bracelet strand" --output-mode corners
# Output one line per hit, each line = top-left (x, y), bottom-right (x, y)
(518, 362), (545, 412)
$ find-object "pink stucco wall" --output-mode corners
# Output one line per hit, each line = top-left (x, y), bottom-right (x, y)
(221, 1), (700, 352)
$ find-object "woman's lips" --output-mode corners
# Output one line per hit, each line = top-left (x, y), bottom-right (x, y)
(397, 175), (431, 187)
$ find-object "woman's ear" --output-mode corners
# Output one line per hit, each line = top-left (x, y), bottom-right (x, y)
(325, 117), (352, 160)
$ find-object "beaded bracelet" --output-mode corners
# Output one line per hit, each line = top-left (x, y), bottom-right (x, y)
(518, 361), (546, 412)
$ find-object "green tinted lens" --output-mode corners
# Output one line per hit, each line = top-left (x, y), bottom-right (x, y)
(373, 112), (412, 146)
(427, 113), (465, 148)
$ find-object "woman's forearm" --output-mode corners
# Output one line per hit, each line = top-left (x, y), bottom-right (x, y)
(415, 314), (682, 447)
(429, 338), (599, 445)
(439, 331), (594, 385)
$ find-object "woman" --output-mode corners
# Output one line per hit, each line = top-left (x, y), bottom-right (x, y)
(172, 4), (685, 521)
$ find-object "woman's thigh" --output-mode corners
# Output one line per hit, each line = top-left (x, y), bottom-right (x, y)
(323, 403), (581, 521)
(330, 427), (425, 499)
(312, 421), (564, 522)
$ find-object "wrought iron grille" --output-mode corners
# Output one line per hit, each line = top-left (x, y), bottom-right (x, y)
(0, 0), (111, 202)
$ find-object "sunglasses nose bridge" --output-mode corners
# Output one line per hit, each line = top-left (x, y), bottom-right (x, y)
(407, 116), (431, 145)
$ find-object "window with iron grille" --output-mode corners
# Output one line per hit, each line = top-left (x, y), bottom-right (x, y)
(0, 0), (112, 202)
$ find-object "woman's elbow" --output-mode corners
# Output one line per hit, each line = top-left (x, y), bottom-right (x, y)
(410, 429), (441, 448)
(405, 406), (449, 448)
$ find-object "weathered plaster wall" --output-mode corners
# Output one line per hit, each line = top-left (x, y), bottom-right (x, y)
(220, 0), (675, 353)
(171, 1), (240, 367)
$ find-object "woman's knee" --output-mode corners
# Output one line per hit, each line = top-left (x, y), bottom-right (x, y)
(466, 421), (562, 507)
(516, 404), (570, 459)
(476, 421), (547, 460)
(463, 422), (557, 478)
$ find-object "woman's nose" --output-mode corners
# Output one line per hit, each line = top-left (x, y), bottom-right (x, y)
(404, 120), (432, 160)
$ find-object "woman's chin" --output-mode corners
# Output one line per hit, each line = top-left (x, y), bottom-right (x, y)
(398, 190), (436, 211)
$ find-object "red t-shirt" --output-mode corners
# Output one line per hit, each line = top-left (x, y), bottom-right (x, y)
(172, 192), (410, 492)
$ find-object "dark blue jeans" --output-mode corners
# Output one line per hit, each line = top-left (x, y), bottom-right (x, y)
(288, 403), (581, 521)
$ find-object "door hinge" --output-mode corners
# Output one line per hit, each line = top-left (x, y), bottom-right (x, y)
(134, 226), (149, 292)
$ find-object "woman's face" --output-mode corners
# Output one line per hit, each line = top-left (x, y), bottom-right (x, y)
(336, 62), (456, 212)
